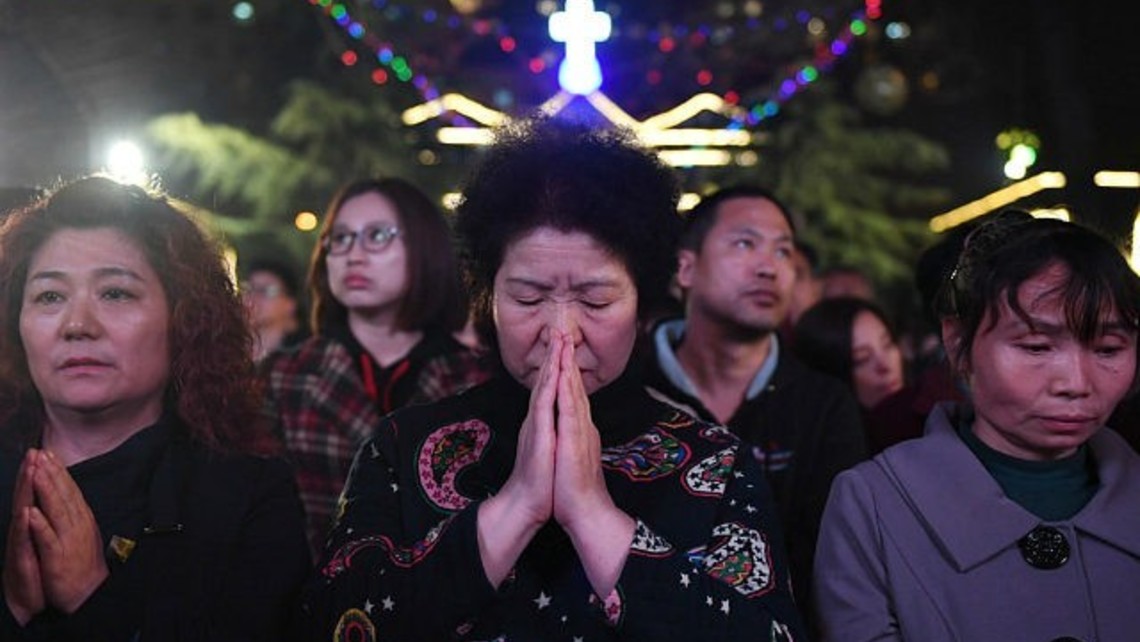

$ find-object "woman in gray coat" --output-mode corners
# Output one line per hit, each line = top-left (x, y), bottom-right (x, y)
(813, 210), (1140, 642)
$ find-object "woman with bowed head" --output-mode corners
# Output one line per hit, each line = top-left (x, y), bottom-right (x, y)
(813, 211), (1140, 641)
(260, 177), (491, 560)
(0, 175), (310, 640)
(299, 119), (806, 641)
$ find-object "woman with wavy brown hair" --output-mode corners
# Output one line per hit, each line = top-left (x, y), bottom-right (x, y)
(0, 175), (310, 641)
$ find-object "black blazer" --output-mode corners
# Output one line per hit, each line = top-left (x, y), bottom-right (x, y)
(0, 424), (312, 641)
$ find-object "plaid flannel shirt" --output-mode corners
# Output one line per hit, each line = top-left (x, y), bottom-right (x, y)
(259, 334), (491, 560)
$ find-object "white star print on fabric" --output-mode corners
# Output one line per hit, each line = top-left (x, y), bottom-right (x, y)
(706, 596), (713, 606)
(720, 599), (730, 615)
(382, 596), (395, 611)
(535, 592), (552, 609)
(745, 504), (757, 513)
(363, 599), (374, 613)
(734, 471), (745, 478)
(390, 483), (399, 492)
(680, 572), (691, 588)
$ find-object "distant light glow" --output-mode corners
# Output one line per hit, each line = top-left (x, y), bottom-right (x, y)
(678, 193), (702, 211)
(294, 212), (319, 231)
(885, 22), (911, 39)
(1009, 143), (1037, 167)
(442, 192), (463, 210)
(548, 0), (611, 95)
(1095, 171), (1140, 188)
(232, 2), (255, 23)
(106, 140), (146, 185)
(1030, 208), (1070, 222)
(1004, 159), (1028, 180)
(929, 172), (1067, 232)
(1133, 213), (1140, 275)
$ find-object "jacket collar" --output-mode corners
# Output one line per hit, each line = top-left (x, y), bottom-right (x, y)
(879, 402), (1140, 571)
(652, 318), (780, 402)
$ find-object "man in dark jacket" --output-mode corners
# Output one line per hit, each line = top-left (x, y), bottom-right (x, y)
(644, 185), (867, 636)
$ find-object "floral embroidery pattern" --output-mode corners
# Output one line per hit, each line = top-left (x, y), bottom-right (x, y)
(418, 420), (491, 511)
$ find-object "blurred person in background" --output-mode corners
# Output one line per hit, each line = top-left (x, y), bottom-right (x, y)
(819, 264), (876, 302)
(779, 240), (823, 346)
(241, 257), (308, 362)
(793, 297), (938, 454)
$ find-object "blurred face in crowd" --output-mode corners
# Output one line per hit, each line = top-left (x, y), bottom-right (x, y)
(20, 227), (171, 425)
(850, 310), (904, 408)
(947, 262), (1137, 461)
(822, 270), (874, 301)
(678, 197), (796, 336)
(787, 247), (822, 325)
(493, 226), (638, 394)
(242, 269), (297, 333)
(325, 191), (409, 319)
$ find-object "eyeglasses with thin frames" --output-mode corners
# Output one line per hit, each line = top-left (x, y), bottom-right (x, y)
(322, 225), (401, 256)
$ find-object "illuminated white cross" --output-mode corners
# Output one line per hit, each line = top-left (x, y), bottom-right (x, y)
(548, 0), (611, 95)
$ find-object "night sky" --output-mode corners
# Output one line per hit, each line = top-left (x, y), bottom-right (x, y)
(2, 0), (1138, 235)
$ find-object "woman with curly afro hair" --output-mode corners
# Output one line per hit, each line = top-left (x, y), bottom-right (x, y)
(300, 118), (806, 641)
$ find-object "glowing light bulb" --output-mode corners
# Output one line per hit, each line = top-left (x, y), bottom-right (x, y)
(106, 140), (147, 185)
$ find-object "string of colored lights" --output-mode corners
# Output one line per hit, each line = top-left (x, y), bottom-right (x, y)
(305, 0), (444, 101)
(736, 9), (874, 127)
(309, 0), (881, 129)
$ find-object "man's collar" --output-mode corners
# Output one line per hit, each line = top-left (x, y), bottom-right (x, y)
(652, 319), (780, 401)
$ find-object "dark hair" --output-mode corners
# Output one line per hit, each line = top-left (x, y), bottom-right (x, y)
(455, 117), (682, 337)
(679, 185), (795, 252)
(0, 175), (274, 454)
(935, 210), (1140, 376)
(795, 239), (820, 272)
(793, 296), (898, 389)
(242, 257), (301, 300)
(914, 223), (975, 328)
(307, 177), (468, 335)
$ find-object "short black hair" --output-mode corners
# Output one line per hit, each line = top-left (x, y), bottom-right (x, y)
(455, 117), (682, 333)
(935, 210), (1140, 377)
(242, 257), (301, 299)
(679, 185), (795, 252)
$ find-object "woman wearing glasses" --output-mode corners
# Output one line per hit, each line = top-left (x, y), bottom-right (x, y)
(260, 178), (491, 560)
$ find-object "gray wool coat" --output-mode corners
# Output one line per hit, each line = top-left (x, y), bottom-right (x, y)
(813, 402), (1140, 642)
